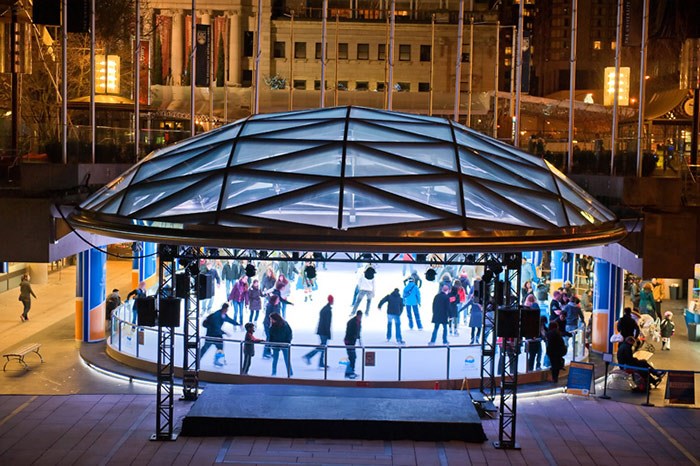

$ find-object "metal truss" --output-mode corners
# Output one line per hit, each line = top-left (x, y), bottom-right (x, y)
(180, 246), (202, 401)
(153, 244), (176, 441)
(494, 256), (523, 450)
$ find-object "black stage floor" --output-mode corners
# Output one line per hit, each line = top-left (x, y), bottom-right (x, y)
(181, 384), (487, 442)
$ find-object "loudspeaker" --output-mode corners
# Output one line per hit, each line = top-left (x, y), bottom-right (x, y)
(159, 298), (182, 327)
(67, 0), (89, 33)
(497, 307), (519, 338)
(197, 273), (213, 299)
(33, 0), (61, 25)
(136, 297), (156, 327)
(245, 263), (257, 278)
(494, 280), (505, 306)
(504, 253), (520, 268)
(521, 307), (541, 339)
(175, 273), (191, 298)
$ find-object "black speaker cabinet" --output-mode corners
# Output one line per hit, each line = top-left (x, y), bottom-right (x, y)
(497, 307), (519, 338)
(175, 273), (191, 298)
(197, 273), (213, 299)
(136, 297), (156, 327)
(33, 0), (61, 25)
(521, 307), (541, 339)
(159, 298), (182, 327)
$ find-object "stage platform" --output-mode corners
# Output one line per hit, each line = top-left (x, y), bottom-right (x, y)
(181, 384), (487, 442)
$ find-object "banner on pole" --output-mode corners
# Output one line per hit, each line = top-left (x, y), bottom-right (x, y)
(195, 24), (211, 87)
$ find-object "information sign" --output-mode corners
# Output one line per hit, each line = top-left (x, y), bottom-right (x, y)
(664, 371), (696, 405)
(566, 361), (595, 396)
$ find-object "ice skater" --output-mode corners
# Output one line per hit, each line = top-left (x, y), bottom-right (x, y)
(402, 276), (422, 330)
(242, 323), (264, 374)
(378, 288), (405, 344)
(304, 295), (333, 368)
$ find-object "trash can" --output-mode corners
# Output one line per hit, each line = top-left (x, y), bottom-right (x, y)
(670, 284), (680, 300)
(688, 324), (698, 342)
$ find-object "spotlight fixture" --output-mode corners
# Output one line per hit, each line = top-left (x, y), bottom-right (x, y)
(425, 269), (437, 281)
(245, 263), (257, 277)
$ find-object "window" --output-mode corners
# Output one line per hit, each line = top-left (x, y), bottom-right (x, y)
(338, 80), (348, 91)
(355, 81), (369, 91)
(273, 41), (286, 59)
(505, 46), (512, 55)
(462, 52), (470, 63)
(504, 58), (511, 67)
(611, 41), (616, 50)
(378, 44), (386, 60)
(357, 43), (369, 60)
(338, 43), (348, 59)
(418, 82), (430, 92)
(295, 42), (306, 59)
(315, 42), (323, 60)
(420, 45), (431, 62)
(243, 32), (254, 57)
(593, 41), (601, 50)
(314, 80), (322, 90)
(293, 80), (306, 90)
(241, 70), (252, 87)
(376, 82), (385, 91)
(399, 44), (411, 61)
(396, 82), (410, 92)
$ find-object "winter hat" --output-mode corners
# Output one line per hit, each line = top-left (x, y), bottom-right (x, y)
(664, 311), (673, 318)
(327, 295), (334, 304)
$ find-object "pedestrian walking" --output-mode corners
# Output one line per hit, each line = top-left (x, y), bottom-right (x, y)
(18, 273), (37, 322)
(545, 322), (567, 383)
(126, 281), (147, 326)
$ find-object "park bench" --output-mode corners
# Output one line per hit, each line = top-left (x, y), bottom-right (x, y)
(3, 343), (44, 371)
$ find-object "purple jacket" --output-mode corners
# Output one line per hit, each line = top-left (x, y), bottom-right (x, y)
(229, 280), (249, 305)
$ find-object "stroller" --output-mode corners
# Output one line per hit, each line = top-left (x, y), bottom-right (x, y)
(637, 314), (661, 353)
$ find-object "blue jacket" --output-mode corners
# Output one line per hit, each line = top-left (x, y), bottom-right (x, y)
(403, 281), (421, 306)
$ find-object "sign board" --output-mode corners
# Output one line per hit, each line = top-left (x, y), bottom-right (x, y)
(664, 371), (696, 405)
(364, 351), (375, 367)
(566, 361), (595, 396)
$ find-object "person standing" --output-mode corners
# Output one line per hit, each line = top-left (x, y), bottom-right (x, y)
(651, 278), (665, 319)
(629, 277), (641, 310)
(378, 288), (405, 344)
(352, 265), (376, 316)
(429, 285), (451, 345)
(18, 273), (37, 322)
(660, 311), (675, 351)
(247, 279), (264, 323)
(269, 312), (293, 377)
(126, 281), (147, 325)
(262, 294), (281, 359)
(563, 296), (584, 344)
(242, 323), (264, 375)
(199, 303), (239, 366)
(303, 261), (317, 302)
(344, 311), (363, 379)
(467, 300), (483, 344)
(273, 274), (291, 318)
(526, 316), (548, 372)
(221, 260), (238, 297)
(545, 322), (567, 383)
(105, 288), (121, 329)
(199, 260), (221, 313)
(402, 276), (422, 330)
(304, 295), (333, 368)
(638, 282), (657, 319)
(617, 307), (640, 339)
(228, 276), (249, 328)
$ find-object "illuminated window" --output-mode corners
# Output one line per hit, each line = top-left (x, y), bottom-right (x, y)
(505, 46), (512, 55)
(593, 41), (601, 50)
(504, 58), (511, 67)
(611, 41), (616, 50)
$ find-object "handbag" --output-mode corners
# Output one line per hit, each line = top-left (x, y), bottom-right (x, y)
(610, 333), (624, 343)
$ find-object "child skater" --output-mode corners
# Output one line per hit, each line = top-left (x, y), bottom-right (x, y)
(660, 311), (675, 350)
(242, 322), (264, 374)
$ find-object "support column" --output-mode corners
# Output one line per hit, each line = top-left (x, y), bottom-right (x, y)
(228, 11), (241, 85)
(76, 248), (106, 342)
(592, 258), (624, 353)
(27, 263), (49, 284)
(550, 251), (564, 291)
(132, 242), (158, 290)
(561, 253), (575, 286)
(171, 11), (184, 85)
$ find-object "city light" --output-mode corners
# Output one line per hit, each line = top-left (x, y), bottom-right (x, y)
(95, 54), (120, 94)
(603, 67), (630, 106)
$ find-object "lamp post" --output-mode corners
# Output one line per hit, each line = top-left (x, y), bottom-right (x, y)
(287, 10), (294, 111)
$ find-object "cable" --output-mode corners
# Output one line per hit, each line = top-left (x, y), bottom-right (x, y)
(54, 203), (160, 260)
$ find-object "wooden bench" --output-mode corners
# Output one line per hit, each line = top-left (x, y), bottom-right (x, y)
(3, 343), (44, 371)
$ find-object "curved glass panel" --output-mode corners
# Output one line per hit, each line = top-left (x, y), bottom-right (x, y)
(463, 181), (530, 227)
(222, 175), (317, 209)
(341, 186), (437, 229)
(347, 121), (436, 143)
(242, 119), (345, 140)
(251, 188), (340, 228)
(139, 175), (224, 217)
(121, 174), (208, 216)
(81, 169), (137, 210)
(233, 139), (328, 166)
(344, 146), (439, 177)
(250, 145), (343, 177)
(370, 121), (453, 143)
(365, 179), (460, 214)
(364, 143), (456, 172)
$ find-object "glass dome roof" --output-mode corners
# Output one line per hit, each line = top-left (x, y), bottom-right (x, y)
(70, 106), (626, 252)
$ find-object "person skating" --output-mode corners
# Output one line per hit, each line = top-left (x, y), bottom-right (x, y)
(269, 312), (293, 377)
(247, 279), (264, 323)
(429, 285), (451, 345)
(199, 303), (239, 366)
(18, 273), (37, 322)
(304, 295), (333, 368)
(402, 276), (422, 330)
(242, 323), (264, 375)
(344, 311), (363, 379)
(378, 288), (405, 344)
(352, 264), (376, 316)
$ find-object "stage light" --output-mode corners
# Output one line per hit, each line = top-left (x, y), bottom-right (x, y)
(245, 263), (257, 277)
(425, 269), (437, 281)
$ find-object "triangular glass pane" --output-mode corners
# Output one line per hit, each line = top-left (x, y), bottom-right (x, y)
(81, 168), (137, 209)
(120, 174), (208, 216)
(494, 186), (566, 227)
(249, 144), (343, 177)
(365, 179), (460, 214)
(250, 188), (340, 228)
(241, 119), (342, 139)
(233, 139), (327, 165)
(344, 145), (441, 177)
(165, 124), (241, 154)
(341, 186), (438, 229)
(459, 148), (538, 187)
(551, 170), (615, 222)
(137, 175), (224, 217)
(370, 121), (453, 142)
(462, 181), (530, 227)
(363, 143), (457, 171)
(134, 143), (230, 183)
(263, 107), (349, 121)
(454, 127), (541, 165)
(565, 205), (594, 226)
(346, 121), (436, 143)
(222, 174), (318, 209)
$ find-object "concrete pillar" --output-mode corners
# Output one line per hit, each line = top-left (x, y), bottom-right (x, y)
(229, 11), (241, 85)
(171, 12), (184, 85)
(562, 253), (575, 286)
(550, 251), (563, 291)
(76, 248), (106, 342)
(27, 263), (48, 284)
(132, 242), (158, 290)
(592, 258), (624, 354)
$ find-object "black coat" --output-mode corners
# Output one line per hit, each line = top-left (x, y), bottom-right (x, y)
(617, 315), (639, 339)
(378, 290), (403, 315)
(203, 310), (237, 338)
(317, 303), (332, 339)
(431, 292), (450, 324)
(545, 329), (567, 369)
(269, 321), (293, 343)
(344, 316), (362, 345)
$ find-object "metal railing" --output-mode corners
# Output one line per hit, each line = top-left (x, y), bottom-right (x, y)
(108, 303), (587, 382)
